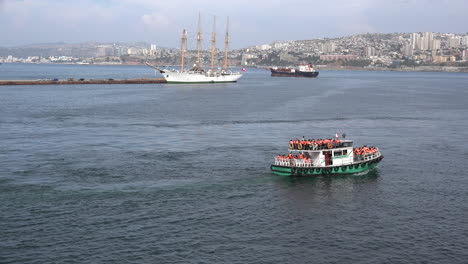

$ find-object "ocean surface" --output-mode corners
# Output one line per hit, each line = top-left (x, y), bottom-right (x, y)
(1, 63), (468, 263)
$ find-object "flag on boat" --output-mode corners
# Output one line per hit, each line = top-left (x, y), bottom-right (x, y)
(335, 133), (339, 138)
(241, 68), (246, 72)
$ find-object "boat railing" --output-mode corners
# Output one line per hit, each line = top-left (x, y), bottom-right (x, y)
(354, 151), (381, 162)
(289, 143), (345, 151)
(274, 157), (313, 167)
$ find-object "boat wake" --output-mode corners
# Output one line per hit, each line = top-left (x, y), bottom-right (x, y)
(124, 116), (433, 129)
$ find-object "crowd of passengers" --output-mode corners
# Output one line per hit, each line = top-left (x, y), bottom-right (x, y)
(275, 153), (312, 166)
(353, 146), (379, 158)
(289, 138), (343, 150)
(276, 153), (310, 161)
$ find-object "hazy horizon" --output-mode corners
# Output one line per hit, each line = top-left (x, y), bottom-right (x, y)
(1, 0), (467, 49)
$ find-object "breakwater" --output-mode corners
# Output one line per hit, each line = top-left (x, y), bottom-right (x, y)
(0, 78), (166, 85)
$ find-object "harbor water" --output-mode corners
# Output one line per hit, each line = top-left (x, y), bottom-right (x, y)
(1, 63), (468, 263)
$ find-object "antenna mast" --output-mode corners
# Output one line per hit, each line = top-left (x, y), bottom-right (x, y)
(223, 16), (229, 71)
(211, 16), (216, 72)
(196, 13), (202, 68)
(181, 29), (187, 72)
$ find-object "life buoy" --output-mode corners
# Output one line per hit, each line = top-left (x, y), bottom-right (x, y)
(316, 168), (322, 174)
(297, 143), (303, 150)
(333, 167), (339, 172)
(328, 142), (333, 149)
(354, 164), (359, 169)
(361, 163), (366, 168)
(342, 166), (347, 171)
(289, 143), (294, 149)
(298, 168), (303, 174)
(291, 168), (296, 174)
(348, 165), (353, 170)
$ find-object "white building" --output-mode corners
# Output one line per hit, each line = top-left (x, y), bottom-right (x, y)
(424, 32), (433, 50)
(411, 33), (420, 49)
(462, 36), (468, 46)
(273, 41), (290, 49)
(127, 47), (143, 55)
(449, 37), (460, 48)
(419, 36), (428, 50)
(432, 39), (441, 50)
(256, 44), (271, 51)
(321, 42), (335, 54)
(150, 44), (157, 56)
(365, 46), (376, 57)
(96, 45), (114, 57)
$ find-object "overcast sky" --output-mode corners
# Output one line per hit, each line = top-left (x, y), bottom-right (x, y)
(0, 0), (467, 49)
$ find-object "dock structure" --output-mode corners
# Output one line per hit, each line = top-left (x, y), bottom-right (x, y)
(0, 78), (167, 86)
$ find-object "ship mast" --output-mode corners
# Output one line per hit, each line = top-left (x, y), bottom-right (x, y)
(211, 16), (216, 72)
(223, 16), (229, 71)
(196, 13), (202, 69)
(181, 29), (187, 72)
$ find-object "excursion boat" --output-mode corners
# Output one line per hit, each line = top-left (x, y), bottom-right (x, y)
(271, 134), (383, 176)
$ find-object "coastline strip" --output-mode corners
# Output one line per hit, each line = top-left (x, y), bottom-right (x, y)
(0, 78), (167, 85)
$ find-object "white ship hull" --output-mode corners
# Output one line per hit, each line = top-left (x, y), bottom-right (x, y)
(162, 71), (242, 83)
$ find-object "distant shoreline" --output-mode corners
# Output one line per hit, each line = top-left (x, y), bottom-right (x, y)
(317, 65), (468, 73)
(256, 65), (468, 73)
(2, 62), (468, 73)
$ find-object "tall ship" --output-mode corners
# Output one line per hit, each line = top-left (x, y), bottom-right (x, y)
(271, 134), (383, 176)
(146, 15), (242, 83)
(270, 64), (319, 78)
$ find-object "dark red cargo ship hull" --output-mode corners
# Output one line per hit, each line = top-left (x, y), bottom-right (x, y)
(270, 69), (319, 78)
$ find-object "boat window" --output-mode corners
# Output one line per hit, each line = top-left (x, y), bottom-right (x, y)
(342, 142), (352, 147)
(343, 150), (348, 155)
(334, 151), (343, 156)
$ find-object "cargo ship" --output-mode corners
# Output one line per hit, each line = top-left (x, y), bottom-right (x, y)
(270, 64), (319, 78)
(270, 134), (383, 176)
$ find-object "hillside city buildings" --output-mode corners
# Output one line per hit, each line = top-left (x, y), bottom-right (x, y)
(240, 32), (468, 68)
(1, 32), (468, 70)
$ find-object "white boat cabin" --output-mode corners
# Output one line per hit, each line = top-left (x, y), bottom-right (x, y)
(290, 140), (354, 167)
(297, 64), (316, 72)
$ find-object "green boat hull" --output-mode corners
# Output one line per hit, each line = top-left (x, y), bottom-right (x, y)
(271, 156), (383, 176)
